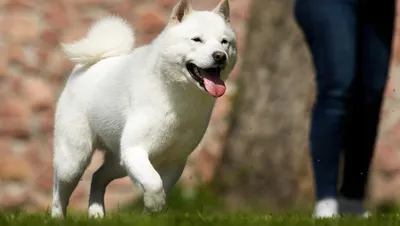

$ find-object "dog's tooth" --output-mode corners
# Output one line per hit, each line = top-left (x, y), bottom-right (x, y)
(194, 67), (200, 76)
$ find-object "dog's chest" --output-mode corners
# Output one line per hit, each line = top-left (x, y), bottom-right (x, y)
(150, 99), (214, 164)
(175, 110), (209, 144)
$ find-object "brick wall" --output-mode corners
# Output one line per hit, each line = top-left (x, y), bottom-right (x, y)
(370, 0), (400, 205)
(0, 0), (251, 212)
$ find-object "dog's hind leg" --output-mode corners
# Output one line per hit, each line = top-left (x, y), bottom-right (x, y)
(159, 164), (186, 196)
(88, 152), (127, 218)
(51, 118), (94, 218)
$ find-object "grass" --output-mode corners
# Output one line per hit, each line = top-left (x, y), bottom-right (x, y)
(1, 187), (400, 225)
(2, 212), (400, 226)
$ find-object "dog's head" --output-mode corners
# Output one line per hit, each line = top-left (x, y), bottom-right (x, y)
(159, 0), (237, 98)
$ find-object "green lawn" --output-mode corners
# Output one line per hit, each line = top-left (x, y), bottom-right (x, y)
(1, 212), (400, 226)
(1, 187), (400, 225)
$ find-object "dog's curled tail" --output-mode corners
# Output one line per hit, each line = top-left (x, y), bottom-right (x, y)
(61, 16), (135, 65)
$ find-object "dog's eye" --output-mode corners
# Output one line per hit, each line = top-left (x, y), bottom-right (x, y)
(221, 39), (228, 44)
(191, 37), (203, 43)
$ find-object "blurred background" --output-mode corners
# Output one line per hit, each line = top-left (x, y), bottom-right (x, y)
(1, 0), (400, 215)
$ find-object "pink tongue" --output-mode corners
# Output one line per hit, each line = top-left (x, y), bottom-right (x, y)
(201, 69), (226, 98)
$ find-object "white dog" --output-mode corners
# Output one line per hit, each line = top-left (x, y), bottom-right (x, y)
(51, 0), (237, 218)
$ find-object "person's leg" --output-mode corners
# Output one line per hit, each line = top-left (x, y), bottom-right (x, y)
(294, 0), (358, 217)
(340, 0), (395, 214)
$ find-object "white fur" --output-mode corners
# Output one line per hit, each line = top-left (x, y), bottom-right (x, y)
(61, 16), (135, 65)
(51, 0), (237, 218)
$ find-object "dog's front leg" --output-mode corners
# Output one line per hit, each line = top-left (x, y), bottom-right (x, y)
(121, 116), (166, 213)
(122, 148), (166, 213)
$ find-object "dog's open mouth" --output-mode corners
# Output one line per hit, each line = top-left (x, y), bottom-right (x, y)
(186, 63), (226, 98)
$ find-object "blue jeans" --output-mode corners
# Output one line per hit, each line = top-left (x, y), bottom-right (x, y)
(294, 0), (394, 200)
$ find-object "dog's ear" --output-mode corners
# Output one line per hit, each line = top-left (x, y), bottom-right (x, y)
(213, 0), (230, 22)
(169, 0), (193, 24)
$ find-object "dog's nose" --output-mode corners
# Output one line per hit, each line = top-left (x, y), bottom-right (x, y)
(212, 51), (227, 64)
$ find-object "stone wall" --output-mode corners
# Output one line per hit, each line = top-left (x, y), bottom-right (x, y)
(0, 0), (251, 212)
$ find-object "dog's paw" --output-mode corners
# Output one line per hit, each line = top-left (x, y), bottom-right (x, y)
(88, 203), (105, 218)
(143, 189), (166, 213)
